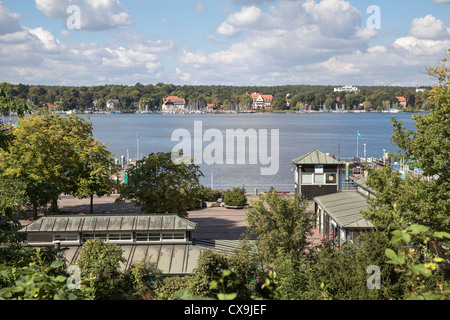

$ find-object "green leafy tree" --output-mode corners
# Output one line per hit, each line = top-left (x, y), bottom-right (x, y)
(0, 179), (28, 218)
(0, 250), (93, 300)
(76, 239), (125, 300)
(385, 223), (450, 299)
(306, 230), (408, 300)
(246, 191), (315, 266)
(0, 111), (112, 218)
(223, 187), (247, 206)
(116, 152), (203, 217)
(363, 52), (450, 232)
(72, 139), (115, 214)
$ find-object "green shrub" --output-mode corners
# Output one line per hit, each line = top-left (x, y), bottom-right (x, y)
(224, 188), (247, 207)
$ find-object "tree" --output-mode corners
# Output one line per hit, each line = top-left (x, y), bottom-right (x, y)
(116, 152), (203, 217)
(246, 191), (315, 266)
(239, 94), (253, 110)
(384, 224), (450, 299)
(0, 82), (31, 150)
(0, 111), (112, 219)
(0, 179), (28, 218)
(72, 139), (115, 214)
(223, 187), (247, 207)
(76, 239), (125, 300)
(0, 249), (94, 300)
(306, 230), (408, 300)
(363, 51), (450, 233)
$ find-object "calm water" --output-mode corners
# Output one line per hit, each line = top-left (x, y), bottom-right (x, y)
(81, 112), (417, 192)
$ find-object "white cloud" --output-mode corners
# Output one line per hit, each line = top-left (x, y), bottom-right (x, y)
(35, 0), (134, 31)
(187, 0), (373, 83)
(394, 36), (450, 56)
(409, 14), (450, 39)
(302, 0), (362, 38)
(180, 1), (450, 86)
(217, 6), (262, 36)
(27, 27), (61, 52)
(0, 0), (21, 35)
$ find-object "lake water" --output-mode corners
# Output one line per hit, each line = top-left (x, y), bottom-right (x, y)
(81, 112), (417, 192)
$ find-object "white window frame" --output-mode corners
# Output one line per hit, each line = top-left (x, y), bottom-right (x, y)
(135, 232), (186, 243)
(107, 233), (133, 243)
(82, 233), (107, 241)
(301, 172), (338, 185)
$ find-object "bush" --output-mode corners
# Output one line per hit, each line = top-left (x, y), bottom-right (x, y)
(224, 188), (247, 207)
(199, 187), (224, 202)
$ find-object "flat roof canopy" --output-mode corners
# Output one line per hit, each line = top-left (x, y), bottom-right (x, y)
(314, 191), (373, 229)
(18, 214), (198, 234)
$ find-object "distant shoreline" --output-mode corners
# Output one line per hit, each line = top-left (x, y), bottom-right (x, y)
(76, 109), (429, 115)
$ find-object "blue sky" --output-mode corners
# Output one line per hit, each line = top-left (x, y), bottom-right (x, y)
(0, 0), (449, 86)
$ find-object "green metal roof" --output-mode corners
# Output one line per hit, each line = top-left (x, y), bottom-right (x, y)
(57, 239), (252, 276)
(314, 191), (373, 229)
(353, 177), (376, 195)
(292, 149), (341, 165)
(18, 214), (197, 233)
(61, 243), (203, 276)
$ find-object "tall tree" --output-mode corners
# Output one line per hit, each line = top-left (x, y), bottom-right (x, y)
(0, 111), (113, 219)
(116, 152), (203, 217)
(362, 51), (450, 232)
(246, 191), (315, 266)
(72, 139), (115, 214)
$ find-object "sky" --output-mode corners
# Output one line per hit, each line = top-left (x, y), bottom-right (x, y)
(0, 0), (449, 87)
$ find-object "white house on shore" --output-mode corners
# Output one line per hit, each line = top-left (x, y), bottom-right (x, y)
(249, 92), (273, 109)
(162, 96), (186, 113)
(334, 85), (360, 94)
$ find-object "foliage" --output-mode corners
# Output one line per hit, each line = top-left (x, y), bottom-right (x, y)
(2, 81), (432, 114)
(223, 187), (247, 206)
(0, 111), (114, 218)
(0, 179), (29, 218)
(306, 231), (408, 300)
(72, 138), (116, 214)
(76, 238), (125, 300)
(122, 260), (164, 300)
(0, 250), (93, 300)
(157, 241), (264, 300)
(268, 250), (310, 300)
(0, 82), (31, 118)
(197, 186), (224, 203)
(385, 223), (450, 300)
(116, 152), (203, 216)
(246, 191), (314, 265)
(156, 276), (189, 300)
(363, 51), (450, 232)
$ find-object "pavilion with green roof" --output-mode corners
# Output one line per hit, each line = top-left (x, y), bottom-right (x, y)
(292, 149), (342, 200)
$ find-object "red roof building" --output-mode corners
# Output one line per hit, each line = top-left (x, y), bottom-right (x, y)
(162, 96), (186, 113)
(249, 92), (273, 109)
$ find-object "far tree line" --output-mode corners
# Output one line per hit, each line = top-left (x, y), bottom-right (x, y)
(2, 82), (433, 113)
